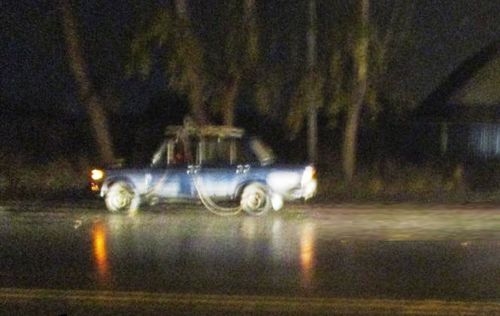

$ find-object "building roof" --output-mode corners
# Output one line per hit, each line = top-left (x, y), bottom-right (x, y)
(416, 41), (500, 122)
(450, 50), (500, 106)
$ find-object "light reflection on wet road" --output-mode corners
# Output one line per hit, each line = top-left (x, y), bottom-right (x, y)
(0, 203), (500, 301)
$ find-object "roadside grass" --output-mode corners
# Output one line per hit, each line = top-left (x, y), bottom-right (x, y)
(1, 157), (500, 204)
(0, 156), (92, 201)
(316, 161), (500, 204)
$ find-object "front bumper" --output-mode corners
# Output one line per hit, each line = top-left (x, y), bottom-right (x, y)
(289, 179), (317, 200)
(302, 179), (318, 200)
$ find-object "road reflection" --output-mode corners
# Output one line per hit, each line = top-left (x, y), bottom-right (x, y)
(300, 222), (315, 290)
(2, 206), (500, 299)
(92, 212), (319, 293)
(91, 221), (110, 285)
(82, 208), (500, 298)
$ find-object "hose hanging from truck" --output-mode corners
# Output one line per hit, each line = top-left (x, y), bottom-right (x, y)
(179, 118), (243, 216)
(190, 170), (242, 216)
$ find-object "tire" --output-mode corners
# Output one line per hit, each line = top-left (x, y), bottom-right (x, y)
(105, 181), (138, 214)
(240, 182), (271, 216)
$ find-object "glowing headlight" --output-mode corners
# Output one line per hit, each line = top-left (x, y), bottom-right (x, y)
(301, 166), (317, 199)
(91, 169), (105, 181)
(301, 166), (316, 186)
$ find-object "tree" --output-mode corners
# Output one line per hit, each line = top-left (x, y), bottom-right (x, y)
(306, 0), (320, 164)
(59, 0), (115, 164)
(130, 1), (209, 125)
(342, 0), (369, 184)
(285, 0), (414, 181)
(330, 0), (414, 183)
(286, 0), (323, 164)
(172, 0), (209, 125)
(208, 0), (260, 126)
(131, 1), (260, 127)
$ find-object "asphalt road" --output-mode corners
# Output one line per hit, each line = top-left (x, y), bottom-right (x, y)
(1, 201), (500, 315)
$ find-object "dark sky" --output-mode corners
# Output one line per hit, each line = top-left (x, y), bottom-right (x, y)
(1, 0), (499, 116)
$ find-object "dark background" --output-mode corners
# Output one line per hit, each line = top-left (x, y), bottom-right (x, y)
(1, 0), (500, 164)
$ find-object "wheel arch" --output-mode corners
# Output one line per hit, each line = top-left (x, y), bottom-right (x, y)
(234, 179), (268, 199)
(101, 176), (136, 197)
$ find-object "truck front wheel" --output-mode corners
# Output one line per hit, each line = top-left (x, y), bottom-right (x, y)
(105, 181), (139, 214)
(240, 182), (271, 216)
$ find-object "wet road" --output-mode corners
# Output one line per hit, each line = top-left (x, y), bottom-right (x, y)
(1, 202), (500, 314)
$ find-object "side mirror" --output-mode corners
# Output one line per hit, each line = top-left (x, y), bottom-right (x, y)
(250, 138), (275, 166)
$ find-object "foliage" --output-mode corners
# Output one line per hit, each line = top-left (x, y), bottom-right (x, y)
(127, 0), (416, 179)
(216, 1), (259, 75)
(287, 70), (324, 137)
(129, 1), (261, 126)
(129, 9), (207, 123)
(321, 5), (375, 129)
(316, 160), (500, 203)
(282, 0), (415, 131)
(60, 0), (116, 164)
(254, 68), (286, 119)
(3, 153), (500, 204)
(0, 155), (89, 199)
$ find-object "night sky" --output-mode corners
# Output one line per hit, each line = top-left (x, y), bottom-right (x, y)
(1, 0), (500, 116)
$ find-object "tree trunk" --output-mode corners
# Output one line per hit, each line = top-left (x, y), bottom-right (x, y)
(220, 0), (257, 127)
(244, 0), (258, 65)
(59, 0), (115, 164)
(307, 0), (318, 164)
(174, 0), (209, 125)
(189, 82), (209, 126)
(342, 96), (363, 184)
(222, 76), (240, 126)
(342, 0), (369, 184)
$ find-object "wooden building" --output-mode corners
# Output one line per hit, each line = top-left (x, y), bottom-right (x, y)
(415, 41), (500, 160)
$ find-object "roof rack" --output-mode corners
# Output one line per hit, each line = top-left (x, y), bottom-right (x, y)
(165, 118), (244, 138)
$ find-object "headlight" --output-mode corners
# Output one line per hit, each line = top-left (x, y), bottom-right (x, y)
(91, 169), (105, 181)
(301, 166), (317, 199)
(301, 166), (316, 186)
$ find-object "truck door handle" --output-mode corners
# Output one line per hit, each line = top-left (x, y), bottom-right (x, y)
(187, 165), (200, 175)
(236, 165), (250, 174)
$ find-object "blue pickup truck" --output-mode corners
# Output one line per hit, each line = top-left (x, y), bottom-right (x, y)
(89, 123), (317, 216)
